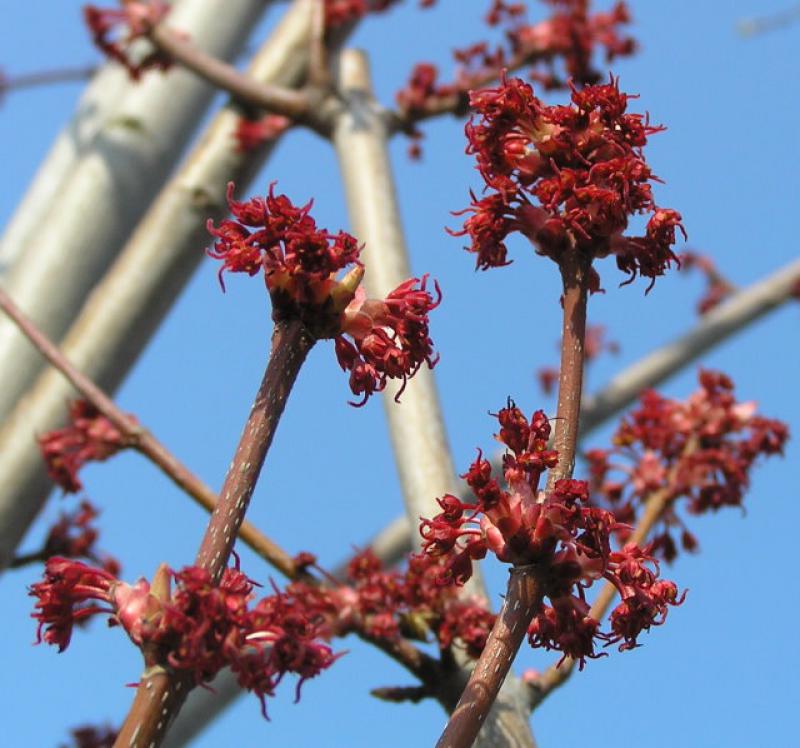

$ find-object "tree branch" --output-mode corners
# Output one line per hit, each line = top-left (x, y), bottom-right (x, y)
(0, 286), (303, 581)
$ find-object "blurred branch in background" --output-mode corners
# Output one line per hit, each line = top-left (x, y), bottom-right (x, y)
(738, 3), (800, 36)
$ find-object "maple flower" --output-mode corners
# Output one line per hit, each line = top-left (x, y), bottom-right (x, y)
(84, 1), (170, 80)
(419, 400), (683, 667)
(207, 183), (441, 405)
(325, 0), (435, 27)
(30, 558), (118, 652)
(678, 251), (735, 314)
(395, 0), (636, 156)
(586, 369), (789, 561)
(38, 401), (131, 494)
(30, 559), (339, 717)
(60, 724), (118, 748)
(452, 74), (685, 287)
(280, 550), (495, 661)
(35, 501), (120, 575)
(234, 114), (291, 153)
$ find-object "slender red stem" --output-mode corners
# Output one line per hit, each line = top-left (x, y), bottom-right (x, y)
(435, 254), (591, 748)
(435, 567), (544, 747)
(114, 319), (313, 747)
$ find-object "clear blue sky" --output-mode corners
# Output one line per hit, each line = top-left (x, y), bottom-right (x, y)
(1, 1), (798, 746)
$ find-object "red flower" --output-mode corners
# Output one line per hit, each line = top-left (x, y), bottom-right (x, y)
(38, 501), (120, 575)
(234, 115), (291, 153)
(84, 1), (170, 80)
(30, 558), (117, 652)
(31, 559), (339, 717)
(338, 276), (441, 405)
(589, 370), (789, 560)
(38, 401), (130, 494)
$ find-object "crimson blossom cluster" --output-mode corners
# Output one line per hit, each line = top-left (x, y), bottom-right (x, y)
(29, 549), (496, 719)
(31, 558), (338, 716)
(452, 74), (685, 287)
(38, 400), (130, 495)
(84, 1), (170, 80)
(397, 0), (635, 120)
(290, 549), (496, 661)
(586, 370), (789, 561)
(325, 0), (436, 27)
(420, 401), (683, 665)
(207, 182), (440, 405)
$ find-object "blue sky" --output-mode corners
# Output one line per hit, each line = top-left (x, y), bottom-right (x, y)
(1, 1), (798, 746)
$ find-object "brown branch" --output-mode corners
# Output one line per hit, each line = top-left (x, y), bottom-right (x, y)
(149, 25), (316, 122)
(307, 0), (332, 89)
(194, 319), (314, 580)
(435, 568), (544, 747)
(0, 286), (303, 582)
(436, 255), (591, 748)
(546, 254), (591, 489)
(115, 318), (314, 746)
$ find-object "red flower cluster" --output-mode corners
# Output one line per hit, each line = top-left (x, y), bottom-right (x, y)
(84, 1), (170, 80)
(336, 277), (441, 406)
(678, 251), (735, 315)
(208, 183), (441, 405)
(234, 114), (291, 153)
(586, 370), (789, 561)
(30, 559), (338, 716)
(325, 0), (435, 28)
(419, 401), (683, 666)
(35, 501), (120, 575)
(39, 401), (131, 494)
(452, 75), (686, 287)
(287, 550), (495, 660)
(396, 1), (635, 121)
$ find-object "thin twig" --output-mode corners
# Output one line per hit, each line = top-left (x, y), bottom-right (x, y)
(0, 65), (97, 93)
(150, 24), (316, 121)
(738, 3), (800, 36)
(115, 319), (314, 746)
(0, 286), (302, 581)
(194, 320), (314, 580)
(307, 0), (332, 89)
